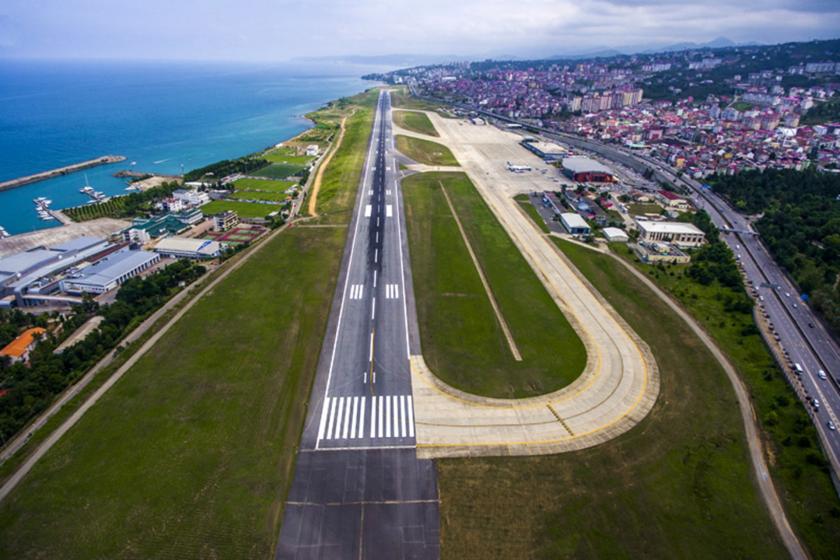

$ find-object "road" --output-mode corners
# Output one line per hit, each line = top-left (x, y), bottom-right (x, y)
(276, 91), (439, 559)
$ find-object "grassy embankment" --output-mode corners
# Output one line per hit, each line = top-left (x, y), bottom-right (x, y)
(0, 88), (379, 559)
(395, 135), (458, 167)
(437, 238), (787, 558)
(390, 87), (443, 111)
(611, 243), (840, 559)
(403, 172), (585, 398)
(392, 110), (439, 137)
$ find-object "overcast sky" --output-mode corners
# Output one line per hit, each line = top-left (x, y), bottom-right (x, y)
(1, 0), (839, 62)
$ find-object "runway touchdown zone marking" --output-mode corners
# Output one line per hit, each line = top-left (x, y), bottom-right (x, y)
(349, 284), (364, 300)
(385, 284), (400, 299)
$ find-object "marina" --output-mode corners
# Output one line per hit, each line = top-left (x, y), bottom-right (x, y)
(0, 155), (126, 192)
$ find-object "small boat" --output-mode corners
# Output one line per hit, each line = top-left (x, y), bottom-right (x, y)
(0, 226), (9, 238)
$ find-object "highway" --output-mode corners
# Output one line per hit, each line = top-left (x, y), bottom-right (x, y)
(276, 91), (439, 559)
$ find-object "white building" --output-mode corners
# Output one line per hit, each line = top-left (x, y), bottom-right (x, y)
(173, 189), (210, 207)
(602, 227), (629, 242)
(60, 249), (160, 295)
(560, 213), (591, 236)
(636, 220), (705, 247)
(154, 237), (221, 259)
(305, 145), (320, 156)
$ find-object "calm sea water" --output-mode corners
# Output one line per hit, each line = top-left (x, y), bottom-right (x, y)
(0, 60), (380, 235)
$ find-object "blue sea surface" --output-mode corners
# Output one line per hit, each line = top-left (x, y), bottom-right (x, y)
(0, 60), (379, 235)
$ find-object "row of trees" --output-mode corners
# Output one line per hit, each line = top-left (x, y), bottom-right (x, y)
(65, 182), (180, 222)
(183, 156), (269, 182)
(0, 260), (205, 443)
(710, 168), (840, 334)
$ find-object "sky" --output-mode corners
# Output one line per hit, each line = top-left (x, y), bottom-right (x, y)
(1, 0), (839, 62)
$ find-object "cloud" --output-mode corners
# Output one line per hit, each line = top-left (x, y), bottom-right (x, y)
(0, 0), (838, 60)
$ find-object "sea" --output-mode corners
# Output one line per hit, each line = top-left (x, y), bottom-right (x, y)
(0, 59), (382, 235)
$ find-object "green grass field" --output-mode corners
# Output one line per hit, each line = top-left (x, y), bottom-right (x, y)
(392, 110), (439, 137)
(232, 178), (295, 192)
(390, 87), (443, 111)
(229, 191), (289, 202)
(0, 89), (381, 560)
(395, 135), (458, 167)
(310, 89), (379, 223)
(251, 163), (306, 179)
(403, 172), (585, 398)
(201, 200), (280, 219)
(0, 225), (346, 559)
(612, 245), (840, 558)
(263, 147), (315, 166)
(628, 202), (663, 215)
(437, 239), (786, 558)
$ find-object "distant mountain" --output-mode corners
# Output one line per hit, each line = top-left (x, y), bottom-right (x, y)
(548, 37), (762, 59)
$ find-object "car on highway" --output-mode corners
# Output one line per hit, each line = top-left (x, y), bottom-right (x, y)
(829, 421), (836, 431)
(818, 370), (827, 380)
(813, 398), (820, 410)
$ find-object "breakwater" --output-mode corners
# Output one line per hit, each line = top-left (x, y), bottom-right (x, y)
(0, 155), (126, 192)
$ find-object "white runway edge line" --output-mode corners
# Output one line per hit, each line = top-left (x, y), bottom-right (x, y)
(316, 92), (383, 449)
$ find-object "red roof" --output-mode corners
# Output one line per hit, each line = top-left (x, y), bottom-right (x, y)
(658, 189), (682, 201)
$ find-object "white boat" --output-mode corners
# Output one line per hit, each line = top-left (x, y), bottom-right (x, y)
(0, 226), (9, 238)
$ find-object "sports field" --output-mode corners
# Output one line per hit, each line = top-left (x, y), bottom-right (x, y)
(436, 239), (786, 559)
(392, 110), (438, 137)
(263, 146), (315, 166)
(403, 171), (585, 398)
(251, 162), (306, 179)
(395, 135), (458, 166)
(232, 178), (295, 193)
(229, 190), (288, 202)
(201, 200), (280, 219)
(0, 88), (379, 559)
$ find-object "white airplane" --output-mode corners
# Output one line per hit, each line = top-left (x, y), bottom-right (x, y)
(506, 161), (532, 173)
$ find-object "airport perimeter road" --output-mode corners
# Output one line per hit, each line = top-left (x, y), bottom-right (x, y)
(276, 91), (439, 559)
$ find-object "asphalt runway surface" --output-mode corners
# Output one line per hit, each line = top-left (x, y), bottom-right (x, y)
(277, 91), (439, 559)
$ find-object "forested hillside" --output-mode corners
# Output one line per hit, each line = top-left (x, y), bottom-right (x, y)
(710, 169), (840, 334)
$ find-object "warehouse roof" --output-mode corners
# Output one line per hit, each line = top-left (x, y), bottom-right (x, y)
(65, 249), (158, 288)
(636, 221), (704, 235)
(51, 236), (105, 253)
(560, 212), (589, 229)
(154, 237), (221, 256)
(0, 249), (59, 275)
(562, 156), (613, 175)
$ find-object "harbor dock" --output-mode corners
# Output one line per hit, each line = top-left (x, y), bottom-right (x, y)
(0, 155), (126, 192)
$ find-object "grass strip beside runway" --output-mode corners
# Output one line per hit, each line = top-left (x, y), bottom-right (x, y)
(436, 239), (787, 559)
(392, 110), (439, 137)
(0, 89), (379, 559)
(395, 135), (458, 167)
(403, 171), (585, 398)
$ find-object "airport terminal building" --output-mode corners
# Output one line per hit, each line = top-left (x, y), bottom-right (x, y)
(636, 220), (706, 248)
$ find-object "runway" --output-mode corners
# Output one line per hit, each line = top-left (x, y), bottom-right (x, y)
(276, 91), (439, 559)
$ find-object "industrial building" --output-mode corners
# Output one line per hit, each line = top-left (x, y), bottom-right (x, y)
(636, 220), (706, 248)
(521, 139), (568, 162)
(60, 249), (160, 295)
(561, 156), (615, 183)
(560, 213), (591, 236)
(154, 237), (221, 259)
(602, 227), (629, 242)
(121, 214), (191, 244)
(0, 237), (112, 307)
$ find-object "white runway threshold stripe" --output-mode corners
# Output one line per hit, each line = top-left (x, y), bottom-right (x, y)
(316, 395), (415, 442)
(386, 204), (393, 218)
